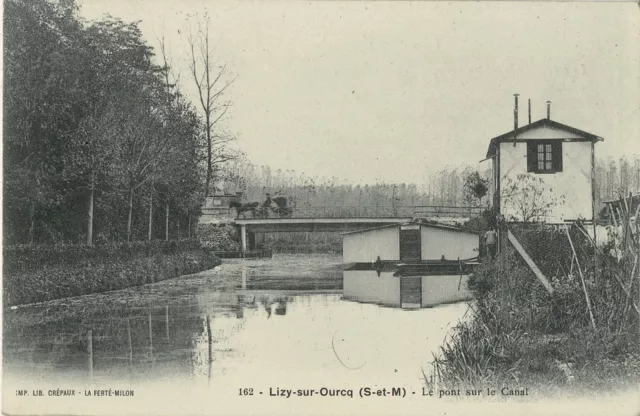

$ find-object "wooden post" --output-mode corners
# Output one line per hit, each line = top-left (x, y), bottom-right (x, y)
(206, 315), (213, 382)
(507, 230), (554, 294)
(457, 257), (463, 291)
(87, 330), (94, 381)
(566, 228), (597, 331)
(609, 203), (618, 227)
(240, 224), (247, 252)
(591, 141), (597, 280)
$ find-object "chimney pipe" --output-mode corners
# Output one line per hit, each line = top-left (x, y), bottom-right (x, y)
(528, 99), (531, 125)
(513, 94), (519, 145)
(546, 101), (551, 120)
(514, 94), (519, 130)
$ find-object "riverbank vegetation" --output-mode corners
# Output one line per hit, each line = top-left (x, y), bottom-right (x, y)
(427, 213), (640, 396)
(3, 240), (221, 306)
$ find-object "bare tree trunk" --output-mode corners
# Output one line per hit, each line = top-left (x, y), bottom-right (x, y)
(148, 192), (153, 241)
(165, 200), (170, 241)
(186, 20), (234, 198)
(28, 201), (35, 244)
(126, 188), (134, 242)
(205, 113), (212, 197)
(86, 170), (95, 246)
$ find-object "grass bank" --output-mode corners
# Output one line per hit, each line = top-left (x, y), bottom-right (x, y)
(3, 240), (221, 306)
(427, 221), (640, 397)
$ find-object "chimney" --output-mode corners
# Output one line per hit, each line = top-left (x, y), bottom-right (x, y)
(546, 100), (551, 120)
(513, 94), (519, 145)
(514, 94), (519, 131)
(528, 99), (531, 125)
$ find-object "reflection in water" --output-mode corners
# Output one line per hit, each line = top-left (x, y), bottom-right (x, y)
(3, 294), (464, 388)
(343, 270), (473, 308)
(206, 315), (213, 382)
(274, 300), (287, 316)
(2, 254), (472, 416)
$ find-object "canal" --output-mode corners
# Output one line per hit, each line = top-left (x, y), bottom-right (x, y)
(3, 253), (471, 415)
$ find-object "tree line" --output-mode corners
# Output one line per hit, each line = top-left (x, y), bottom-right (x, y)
(224, 158), (494, 211)
(224, 155), (640, 214)
(595, 155), (640, 203)
(3, 0), (232, 245)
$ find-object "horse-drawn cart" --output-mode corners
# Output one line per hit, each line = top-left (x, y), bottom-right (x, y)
(230, 195), (294, 219)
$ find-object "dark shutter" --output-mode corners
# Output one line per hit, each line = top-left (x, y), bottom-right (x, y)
(552, 141), (563, 172)
(526, 142), (537, 172)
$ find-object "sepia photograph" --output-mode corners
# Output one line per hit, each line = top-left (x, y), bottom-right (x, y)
(2, 1), (640, 415)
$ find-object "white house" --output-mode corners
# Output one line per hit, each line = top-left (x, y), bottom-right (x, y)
(486, 118), (603, 223)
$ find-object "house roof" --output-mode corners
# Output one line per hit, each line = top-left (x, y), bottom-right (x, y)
(485, 118), (603, 159)
(341, 220), (479, 236)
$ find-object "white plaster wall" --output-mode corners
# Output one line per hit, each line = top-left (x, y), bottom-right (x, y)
(342, 271), (400, 306)
(421, 275), (473, 307)
(342, 226), (400, 263)
(420, 227), (479, 260)
(499, 140), (593, 222)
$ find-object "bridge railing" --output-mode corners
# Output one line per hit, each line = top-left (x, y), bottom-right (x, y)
(413, 205), (484, 218)
(278, 206), (415, 218)
(246, 205), (484, 219)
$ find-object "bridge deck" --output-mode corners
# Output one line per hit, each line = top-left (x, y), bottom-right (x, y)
(235, 217), (413, 233)
(229, 205), (482, 219)
(221, 205), (483, 250)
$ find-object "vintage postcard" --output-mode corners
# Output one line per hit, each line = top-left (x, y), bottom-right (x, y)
(2, 1), (639, 415)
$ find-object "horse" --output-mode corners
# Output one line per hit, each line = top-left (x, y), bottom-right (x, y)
(229, 201), (259, 219)
(272, 196), (293, 218)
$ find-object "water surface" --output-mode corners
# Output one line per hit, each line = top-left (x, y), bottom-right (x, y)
(3, 254), (472, 415)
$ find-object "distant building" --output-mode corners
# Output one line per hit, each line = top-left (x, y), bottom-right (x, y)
(485, 118), (603, 223)
(600, 193), (640, 224)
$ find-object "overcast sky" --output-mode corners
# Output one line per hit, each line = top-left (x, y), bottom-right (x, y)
(77, 1), (639, 185)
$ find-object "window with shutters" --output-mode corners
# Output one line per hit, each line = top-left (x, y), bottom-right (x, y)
(526, 141), (563, 173)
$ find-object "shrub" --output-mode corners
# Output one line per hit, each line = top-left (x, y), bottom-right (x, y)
(3, 240), (221, 306)
(429, 222), (640, 393)
(196, 224), (240, 251)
